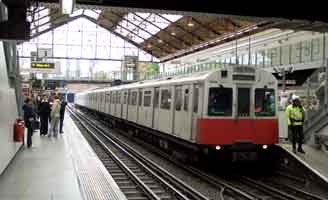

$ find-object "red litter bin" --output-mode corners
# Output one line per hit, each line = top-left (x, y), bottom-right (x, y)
(14, 119), (24, 143)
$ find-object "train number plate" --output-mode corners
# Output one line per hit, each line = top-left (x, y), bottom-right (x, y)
(232, 152), (258, 161)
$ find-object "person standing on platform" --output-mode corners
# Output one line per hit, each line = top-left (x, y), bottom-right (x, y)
(49, 96), (61, 138)
(59, 97), (67, 134)
(286, 95), (305, 154)
(39, 95), (51, 136)
(22, 98), (36, 148)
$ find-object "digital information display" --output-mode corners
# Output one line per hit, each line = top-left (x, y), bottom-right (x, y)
(31, 62), (55, 69)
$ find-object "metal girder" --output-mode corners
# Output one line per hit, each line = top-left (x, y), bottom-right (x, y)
(30, 8), (58, 24)
(224, 18), (242, 29)
(83, 15), (162, 58)
(133, 13), (190, 49)
(28, 15), (81, 40)
(190, 17), (221, 36)
(111, 11), (178, 52)
(91, 10), (171, 54)
(160, 21), (276, 62)
(156, 14), (206, 43)
(37, 0), (328, 23)
(31, 10), (64, 31)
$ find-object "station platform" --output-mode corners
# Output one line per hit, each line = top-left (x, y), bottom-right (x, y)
(0, 114), (127, 200)
(279, 143), (328, 183)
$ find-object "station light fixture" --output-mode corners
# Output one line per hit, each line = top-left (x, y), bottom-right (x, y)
(187, 22), (194, 27)
(60, 0), (75, 14)
(171, 32), (176, 36)
(262, 144), (268, 150)
(215, 145), (221, 150)
(158, 39), (163, 43)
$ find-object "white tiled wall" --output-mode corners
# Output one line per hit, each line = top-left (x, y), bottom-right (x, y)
(0, 41), (20, 175)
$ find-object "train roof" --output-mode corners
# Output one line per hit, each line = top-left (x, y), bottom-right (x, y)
(77, 67), (271, 95)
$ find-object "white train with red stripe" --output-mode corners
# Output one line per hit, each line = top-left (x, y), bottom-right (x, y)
(75, 66), (278, 161)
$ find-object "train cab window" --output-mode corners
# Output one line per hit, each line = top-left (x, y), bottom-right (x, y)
(255, 89), (275, 116)
(208, 87), (232, 116)
(184, 89), (189, 111)
(161, 89), (172, 110)
(144, 91), (152, 107)
(175, 87), (182, 111)
(237, 88), (250, 117)
(154, 88), (160, 108)
(193, 86), (199, 113)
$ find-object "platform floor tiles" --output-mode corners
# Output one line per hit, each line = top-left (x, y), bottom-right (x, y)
(0, 114), (127, 200)
(0, 133), (83, 200)
(279, 143), (328, 183)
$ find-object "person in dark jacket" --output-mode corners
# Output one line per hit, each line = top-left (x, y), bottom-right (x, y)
(59, 97), (67, 134)
(22, 98), (36, 148)
(39, 95), (51, 136)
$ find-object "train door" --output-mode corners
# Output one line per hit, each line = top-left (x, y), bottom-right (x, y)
(237, 87), (251, 118)
(102, 92), (106, 113)
(105, 91), (110, 114)
(137, 89), (143, 124)
(142, 89), (153, 128)
(128, 90), (138, 123)
(116, 91), (122, 118)
(174, 85), (192, 140)
(101, 92), (104, 112)
(153, 87), (160, 129)
(174, 85), (183, 137)
(122, 90), (128, 119)
(158, 86), (173, 134)
(111, 91), (116, 116)
(181, 85), (192, 140)
(191, 84), (202, 141)
(92, 93), (97, 110)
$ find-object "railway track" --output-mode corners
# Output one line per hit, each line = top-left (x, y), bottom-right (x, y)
(68, 106), (209, 200)
(71, 105), (328, 200)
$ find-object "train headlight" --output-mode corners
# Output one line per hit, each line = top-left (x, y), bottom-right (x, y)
(215, 145), (221, 150)
(262, 144), (268, 150)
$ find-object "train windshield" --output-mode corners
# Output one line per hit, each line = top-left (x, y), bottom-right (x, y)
(255, 88), (275, 116)
(208, 87), (233, 116)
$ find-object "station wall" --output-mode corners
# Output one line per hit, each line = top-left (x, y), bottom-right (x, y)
(0, 41), (20, 174)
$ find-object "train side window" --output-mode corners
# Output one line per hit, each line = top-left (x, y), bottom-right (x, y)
(175, 86), (182, 111)
(208, 87), (233, 116)
(184, 88), (189, 111)
(131, 91), (137, 105)
(139, 91), (142, 106)
(117, 92), (121, 104)
(193, 86), (199, 113)
(154, 88), (160, 108)
(144, 91), (152, 107)
(124, 92), (128, 104)
(113, 92), (116, 104)
(128, 92), (132, 105)
(161, 89), (171, 110)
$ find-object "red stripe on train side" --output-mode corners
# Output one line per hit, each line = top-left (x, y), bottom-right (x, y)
(196, 118), (278, 145)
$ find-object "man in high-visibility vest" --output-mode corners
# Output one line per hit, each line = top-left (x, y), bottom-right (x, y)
(285, 95), (305, 154)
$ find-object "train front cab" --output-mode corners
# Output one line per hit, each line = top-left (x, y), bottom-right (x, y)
(196, 70), (278, 161)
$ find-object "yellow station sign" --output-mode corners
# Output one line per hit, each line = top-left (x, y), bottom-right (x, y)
(31, 62), (55, 69)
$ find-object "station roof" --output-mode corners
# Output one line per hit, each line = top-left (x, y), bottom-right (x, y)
(29, 2), (328, 61)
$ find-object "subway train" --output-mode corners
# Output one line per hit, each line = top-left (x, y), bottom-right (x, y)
(75, 66), (278, 162)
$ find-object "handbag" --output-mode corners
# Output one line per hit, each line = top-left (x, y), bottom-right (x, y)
(33, 120), (40, 130)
